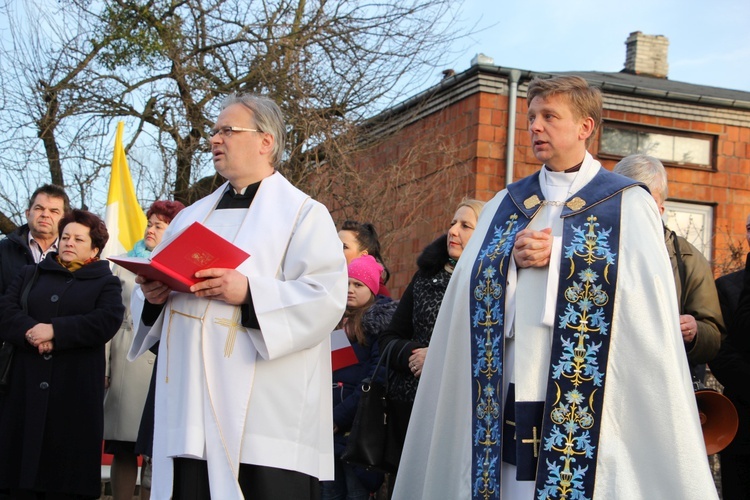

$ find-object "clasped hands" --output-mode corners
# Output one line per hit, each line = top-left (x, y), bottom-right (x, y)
(513, 227), (553, 268)
(136, 268), (250, 305)
(25, 323), (54, 355)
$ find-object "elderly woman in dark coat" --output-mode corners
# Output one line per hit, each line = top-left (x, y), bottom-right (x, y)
(0, 209), (124, 499)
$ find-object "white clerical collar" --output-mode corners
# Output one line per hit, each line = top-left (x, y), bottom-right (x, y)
(539, 166), (578, 203)
(539, 152), (599, 202)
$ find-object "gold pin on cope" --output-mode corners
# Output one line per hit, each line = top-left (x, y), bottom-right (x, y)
(524, 195), (541, 209)
(523, 195), (586, 211)
(566, 197), (586, 211)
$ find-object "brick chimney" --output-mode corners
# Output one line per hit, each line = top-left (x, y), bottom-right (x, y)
(623, 31), (669, 78)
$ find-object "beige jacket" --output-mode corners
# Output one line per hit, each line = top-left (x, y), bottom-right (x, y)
(103, 265), (156, 442)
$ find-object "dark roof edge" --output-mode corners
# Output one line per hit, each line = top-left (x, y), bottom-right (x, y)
(367, 65), (750, 126)
(563, 74), (750, 110)
(365, 65), (536, 125)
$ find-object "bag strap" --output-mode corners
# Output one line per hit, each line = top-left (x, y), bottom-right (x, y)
(366, 341), (394, 386)
(366, 340), (410, 395)
(672, 235), (687, 314)
(387, 343), (410, 394)
(20, 265), (40, 314)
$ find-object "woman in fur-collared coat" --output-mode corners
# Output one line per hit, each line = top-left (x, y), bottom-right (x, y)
(377, 198), (485, 478)
(0, 210), (124, 499)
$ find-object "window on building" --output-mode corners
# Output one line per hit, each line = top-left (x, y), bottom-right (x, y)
(600, 123), (714, 169)
(663, 201), (713, 261)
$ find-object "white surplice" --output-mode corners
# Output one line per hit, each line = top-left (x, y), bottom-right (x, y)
(129, 172), (347, 499)
(393, 154), (718, 499)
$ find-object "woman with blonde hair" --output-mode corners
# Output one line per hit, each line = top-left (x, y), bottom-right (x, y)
(377, 198), (485, 488)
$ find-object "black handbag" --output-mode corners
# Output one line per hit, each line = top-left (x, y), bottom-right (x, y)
(0, 265), (39, 394)
(341, 340), (406, 473)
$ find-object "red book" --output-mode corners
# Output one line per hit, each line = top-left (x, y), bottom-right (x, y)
(109, 222), (250, 293)
(331, 329), (359, 371)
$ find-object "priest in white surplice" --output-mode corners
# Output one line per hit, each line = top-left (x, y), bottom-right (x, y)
(393, 76), (718, 499)
(128, 94), (347, 499)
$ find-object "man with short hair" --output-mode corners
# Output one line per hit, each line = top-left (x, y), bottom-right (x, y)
(710, 212), (750, 499)
(613, 154), (724, 383)
(0, 184), (70, 500)
(0, 184), (71, 294)
(128, 93), (347, 499)
(393, 76), (717, 499)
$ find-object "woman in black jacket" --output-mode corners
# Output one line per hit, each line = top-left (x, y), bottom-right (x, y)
(0, 210), (124, 499)
(378, 198), (484, 478)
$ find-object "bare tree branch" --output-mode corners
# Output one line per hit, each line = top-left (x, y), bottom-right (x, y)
(0, 0), (468, 237)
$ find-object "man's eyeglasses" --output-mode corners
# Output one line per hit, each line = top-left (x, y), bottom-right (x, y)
(209, 126), (260, 138)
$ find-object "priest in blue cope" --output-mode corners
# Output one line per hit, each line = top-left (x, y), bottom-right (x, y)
(392, 76), (717, 500)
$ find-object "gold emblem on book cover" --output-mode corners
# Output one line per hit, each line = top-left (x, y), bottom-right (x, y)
(190, 251), (215, 267)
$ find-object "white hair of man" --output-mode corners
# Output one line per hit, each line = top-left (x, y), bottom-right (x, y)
(221, 93), (286, 167)
(613, 154), (669, 210)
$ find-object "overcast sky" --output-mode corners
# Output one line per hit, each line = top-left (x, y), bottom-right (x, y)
(437, 0), (750, 93)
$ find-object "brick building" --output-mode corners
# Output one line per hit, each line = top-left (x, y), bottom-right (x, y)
(327, 32), (750, 297)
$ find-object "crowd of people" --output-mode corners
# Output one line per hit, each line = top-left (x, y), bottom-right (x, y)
(0, 76), (747, 499)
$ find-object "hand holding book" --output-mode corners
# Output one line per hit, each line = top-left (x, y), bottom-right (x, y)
(109, 222), (250, 293)
(191, 268), (253, 305)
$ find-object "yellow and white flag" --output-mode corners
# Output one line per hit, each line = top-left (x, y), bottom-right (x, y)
(101, 121), (147, 259)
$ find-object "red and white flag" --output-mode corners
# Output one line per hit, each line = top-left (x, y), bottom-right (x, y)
(331, 329), (359, 371)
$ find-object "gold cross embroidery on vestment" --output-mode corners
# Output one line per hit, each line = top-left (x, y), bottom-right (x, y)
(214, 306), (247, 357)
(505, 419), (517, 440)
(521, 426), (541, 457)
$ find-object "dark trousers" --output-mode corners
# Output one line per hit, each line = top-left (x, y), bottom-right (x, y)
(173, 457), (321, 500)
(720, 453), (750, 500)
(385, 399), (414, 499)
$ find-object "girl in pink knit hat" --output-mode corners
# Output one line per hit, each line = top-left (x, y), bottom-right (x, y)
(338, 221), (391, 297)
(345, 255), (383, 337)
(321, 254), (397, 500)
